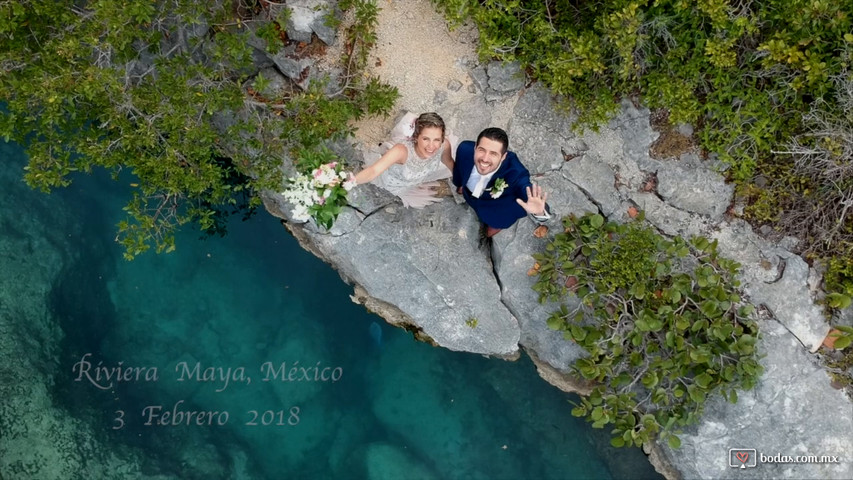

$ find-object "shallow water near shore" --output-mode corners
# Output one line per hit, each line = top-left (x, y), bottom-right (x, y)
(3, 141), (662, 479)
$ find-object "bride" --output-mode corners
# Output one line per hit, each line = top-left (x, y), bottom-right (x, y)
(353, 112), (456, 208)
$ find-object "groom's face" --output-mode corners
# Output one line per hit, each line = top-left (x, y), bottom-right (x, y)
(474, 137), (507, 175)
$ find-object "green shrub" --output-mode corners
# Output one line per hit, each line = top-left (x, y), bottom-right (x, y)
(433, 0), (853, 301)
(1, 0), (397, 256)
(534, 213), (763, 449)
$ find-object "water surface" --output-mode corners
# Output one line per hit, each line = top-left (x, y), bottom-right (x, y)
(2, 141), (662, 479)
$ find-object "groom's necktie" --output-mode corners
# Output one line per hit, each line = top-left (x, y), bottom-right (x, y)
(471, 174), (489, 198)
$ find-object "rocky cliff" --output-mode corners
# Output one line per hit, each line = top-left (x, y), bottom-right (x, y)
(259, 1), (853, 478)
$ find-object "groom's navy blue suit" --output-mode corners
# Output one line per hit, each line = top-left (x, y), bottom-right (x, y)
(452, 140), (534, 229)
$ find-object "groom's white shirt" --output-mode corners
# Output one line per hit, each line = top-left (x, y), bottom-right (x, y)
(466, 167), (499, 198)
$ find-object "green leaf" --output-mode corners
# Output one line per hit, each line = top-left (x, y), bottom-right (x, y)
(546, 315), (564, 330)
(667, 435), (682, 449)
(669, 289), (682, 304)
(589, 214), (604, 228)
(694, 372), (713, 389)
(827, 293), (852, 309)
(833, 335), (851, 350)
(687, 384), (705, 403)
(570, 324), (588, 341)
(699, 300), (721, 318)
(642, 372), (659, 388)
(591, 406), (603, 421)
(611, 437), (626, 448)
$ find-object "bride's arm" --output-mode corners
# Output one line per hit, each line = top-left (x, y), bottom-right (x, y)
(354, 144), (408, 185)
(440, 139), (454, 171)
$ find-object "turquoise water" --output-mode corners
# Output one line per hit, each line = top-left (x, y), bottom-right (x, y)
(2, 140), (662, 479)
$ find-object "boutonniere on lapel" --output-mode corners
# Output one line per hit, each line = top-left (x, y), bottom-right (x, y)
(488, 178), (508, 199)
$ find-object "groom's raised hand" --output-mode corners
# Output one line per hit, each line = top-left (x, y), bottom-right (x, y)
(516, 184), (548, 216)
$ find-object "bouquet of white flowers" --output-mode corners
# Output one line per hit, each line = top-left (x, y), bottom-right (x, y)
(282, 161), (356, 229)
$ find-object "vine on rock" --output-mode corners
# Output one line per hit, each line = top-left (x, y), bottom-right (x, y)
(533, 213), (763, 449)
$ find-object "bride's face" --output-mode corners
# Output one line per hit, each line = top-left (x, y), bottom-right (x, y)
(414, 126), (444, 159)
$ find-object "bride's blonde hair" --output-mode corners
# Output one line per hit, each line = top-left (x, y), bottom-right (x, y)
(411, 112), (446, 142)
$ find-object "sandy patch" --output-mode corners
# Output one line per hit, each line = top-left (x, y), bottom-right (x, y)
(349, 0), (516, 146)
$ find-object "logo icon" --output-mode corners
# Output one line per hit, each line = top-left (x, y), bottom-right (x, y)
(729, 448), (757, 469)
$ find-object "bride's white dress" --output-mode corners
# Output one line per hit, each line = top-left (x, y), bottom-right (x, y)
(362, 112), (457, 208)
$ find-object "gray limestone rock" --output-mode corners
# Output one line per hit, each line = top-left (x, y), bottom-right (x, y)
(651, 318), (853, 479)
(344, 181), (397, 217)
(677, 123), (694, 137)
(325, 207), (363, 236)
(282, 200), (521, 356)
(255, 67), (289, 98)
(468, 66), (488, 93)
(748, 256), (832, 352)
(561, 155), (622, 218)
(487, 61), (525, 93)
(837, 306), (853, 328)
(710, 220), (832, 351)
(534, 170), (598, 219)
(508, 85), (576, 175)
(777, 235), (800, 252)
(447, 79), (463, 92)
(269, 50), (314, 82)
(655, 159), (734, 219)
(433, 89), (448, 105)
(250, 46), (275, 71)
(629, 192), (705, 238)
(484, 89), (509, 103)
(310, 9), (338, 45)
(445, 96), (492, 144)
(491, 219), (587, 371)
(711, 219), (791, 285)
(284, 0), (336, 44)
(614, 99), (657, 189)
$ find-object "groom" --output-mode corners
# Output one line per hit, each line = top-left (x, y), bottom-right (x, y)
(453, 127), (550, 237)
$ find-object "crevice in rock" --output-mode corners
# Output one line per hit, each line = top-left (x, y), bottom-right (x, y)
(763, 308), (809, 351)
(633, 165), (729, 220)
(764, 257), (787, 284)
(534, 163), (565, 176)
(348, 204), (369, 217)
(564, 177), (610, 218)
(488, 232), (515, 296)
(637, 170), (666, 202)
(357, 199), (397, 220)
